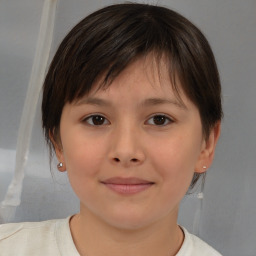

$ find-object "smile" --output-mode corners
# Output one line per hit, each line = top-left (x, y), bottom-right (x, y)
(101, 177), (155, 195)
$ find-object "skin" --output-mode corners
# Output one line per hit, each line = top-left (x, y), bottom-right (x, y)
(53, 56), (220, 256)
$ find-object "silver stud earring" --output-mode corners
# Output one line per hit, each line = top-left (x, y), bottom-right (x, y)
(203, 166), (207, 171)
(57, 162), (66, 172)
(57, 162), (63, 168)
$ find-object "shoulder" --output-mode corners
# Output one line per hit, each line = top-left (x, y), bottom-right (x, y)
(0, 218), (67, 256)
(0, 219), (57, 238)
(177, 227), (222, 256)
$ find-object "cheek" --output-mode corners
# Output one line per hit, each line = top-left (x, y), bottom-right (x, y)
(62, 136), (107, 201)
(149, 133), (202, 190)
(62, 132), (107, 177)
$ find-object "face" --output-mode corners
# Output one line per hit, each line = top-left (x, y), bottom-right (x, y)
(55, 56), (219, 230)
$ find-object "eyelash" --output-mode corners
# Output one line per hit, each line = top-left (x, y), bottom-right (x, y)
(83, 114), (174, 127)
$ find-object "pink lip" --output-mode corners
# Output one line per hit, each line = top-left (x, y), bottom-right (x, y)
(101, 177), (154, 195)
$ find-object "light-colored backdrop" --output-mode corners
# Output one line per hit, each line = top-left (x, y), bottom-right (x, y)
(0, 0), (256, 255)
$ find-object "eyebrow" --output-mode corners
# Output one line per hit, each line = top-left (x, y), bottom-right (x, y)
(77, 97), (187, 109)
(77, 97), (111, 107)
(140, 98), (187, 109)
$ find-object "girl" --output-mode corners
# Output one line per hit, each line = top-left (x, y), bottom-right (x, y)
(0, 3), (222, 255)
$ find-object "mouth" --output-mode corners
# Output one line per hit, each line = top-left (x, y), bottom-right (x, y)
(101, 177), (155, 195)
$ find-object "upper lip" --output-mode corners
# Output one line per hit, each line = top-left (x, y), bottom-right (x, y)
(101, 177), (154, 185)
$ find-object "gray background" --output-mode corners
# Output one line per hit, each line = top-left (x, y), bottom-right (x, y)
(1, 0), (256, 255)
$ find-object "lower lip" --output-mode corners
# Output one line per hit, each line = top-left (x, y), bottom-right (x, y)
(103, 183), (153, 195)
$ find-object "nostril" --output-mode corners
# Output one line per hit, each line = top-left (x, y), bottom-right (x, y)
(113, 158), (138, 163)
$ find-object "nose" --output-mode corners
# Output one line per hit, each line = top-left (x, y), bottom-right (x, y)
(108, 125), (146, 167)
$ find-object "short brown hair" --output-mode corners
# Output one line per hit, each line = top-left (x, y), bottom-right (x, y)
(42, 3), (223, 188)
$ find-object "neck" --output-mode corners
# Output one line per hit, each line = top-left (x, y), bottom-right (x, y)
(70, 207), (184, 256)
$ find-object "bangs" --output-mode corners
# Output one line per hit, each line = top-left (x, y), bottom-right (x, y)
(71, 51), (184, 107)
(58, 11), (184, 103)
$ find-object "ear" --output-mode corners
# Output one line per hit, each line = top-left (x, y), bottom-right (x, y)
(49, 131), (66, 172)
(195, 121), (221, 173)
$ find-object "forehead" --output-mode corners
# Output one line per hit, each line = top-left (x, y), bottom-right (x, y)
(80, 55), (187, 108)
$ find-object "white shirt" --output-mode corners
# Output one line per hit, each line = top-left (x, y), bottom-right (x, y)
(0, 217), (222, 256)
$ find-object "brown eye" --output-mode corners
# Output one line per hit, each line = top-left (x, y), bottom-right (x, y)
(84, 115), (109, 126)
(147, 115), (173, 126)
